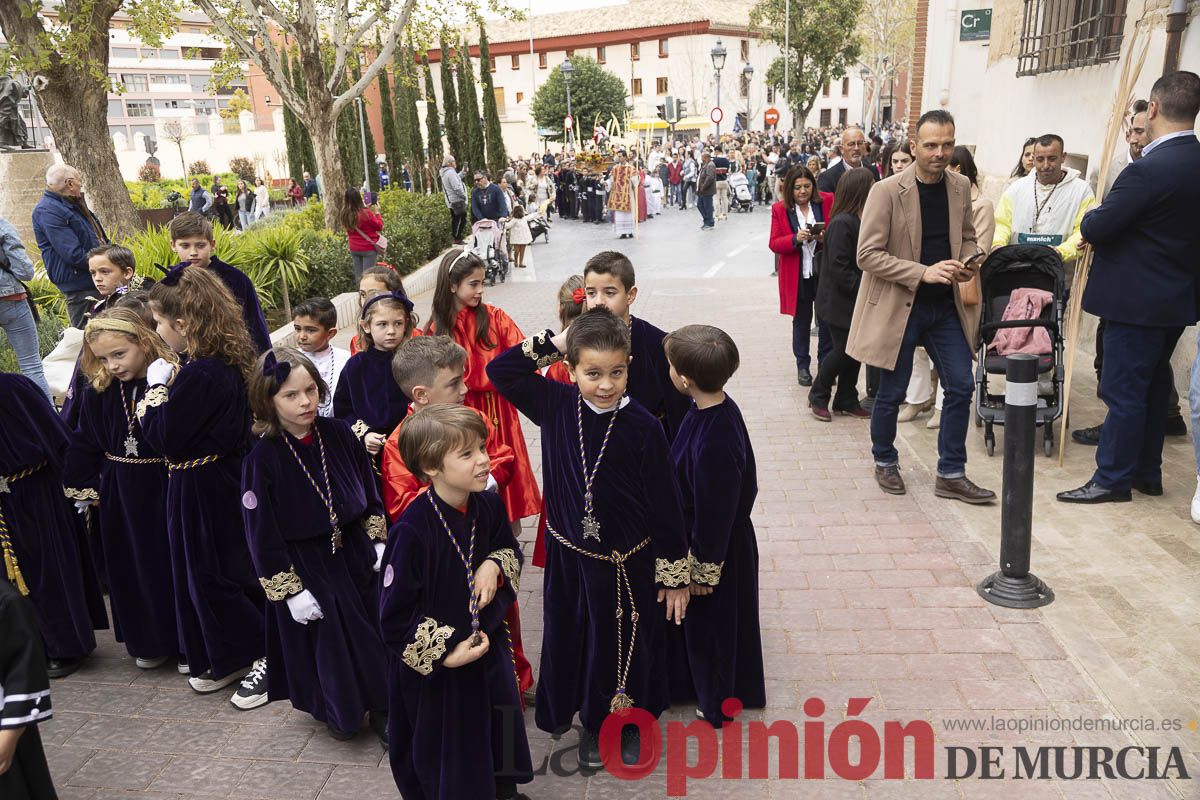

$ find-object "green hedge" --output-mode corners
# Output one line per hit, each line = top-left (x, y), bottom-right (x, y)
(0, 313), (66, 375)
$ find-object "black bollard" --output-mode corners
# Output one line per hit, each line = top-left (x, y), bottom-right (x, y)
(976, 354), (1054, 608)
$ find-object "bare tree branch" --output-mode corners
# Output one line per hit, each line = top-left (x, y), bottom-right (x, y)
(193, 0), (307, 113)
(331, 0), (418, 117)
(247, 0), (299, 39)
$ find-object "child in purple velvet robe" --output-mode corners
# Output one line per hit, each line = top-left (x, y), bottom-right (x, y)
(163, 212), (272, 353)
(486, 307), (692, 771)
(62, 303), (180, 670)
(582, 251), (691, 441)
(380, 404), (531, 800)
(242, 347), (389, 741)
(0, 578), (57, 800)
(333, 290), (417, 468)
(0, 374), (107, 681)
(141, 266), (266, 704)
(664, 325), (765, 726)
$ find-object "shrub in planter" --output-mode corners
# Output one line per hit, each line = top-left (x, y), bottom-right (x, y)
(296, 230), (356, 300)
(188, 160), (210, 176)
(138, 163), (162, 182)
(281, 201), (327, 234)
(228, 156), (256, 182)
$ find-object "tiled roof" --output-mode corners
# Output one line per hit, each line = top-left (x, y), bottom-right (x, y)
(467, 0), (759, 45)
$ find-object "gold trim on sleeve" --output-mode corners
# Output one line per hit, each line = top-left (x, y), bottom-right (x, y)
(135, 385), (169, 421)
(487, 547), (521, 594)
(259, 567), (303, 601)
(364, 514), (388, 542)
(655, 556), (691, 587)
(520, 331), (561, 369)
(64, 487), (99, 501)
(689, 554), (724, 586)
(402, 616), (455, 675)
(351, 420), (370, 439)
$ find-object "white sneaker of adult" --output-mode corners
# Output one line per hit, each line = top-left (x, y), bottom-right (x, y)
(1191, 476), (1200, 524)
(134, 656), (169, 670)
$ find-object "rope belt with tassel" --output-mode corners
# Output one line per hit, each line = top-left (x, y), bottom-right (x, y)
(166, 454), (221, 471)
(546, 522), (650, 712)
(0, 460), (48, 595)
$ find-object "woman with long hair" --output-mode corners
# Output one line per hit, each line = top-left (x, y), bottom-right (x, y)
(809, 167), (875, 420)
(339, 187), (384, 283)
(879, 139), (914, 178)
(1010, 137), (1036, 179)
(768, 164), (829, 386)
(235, 180), (254, 230)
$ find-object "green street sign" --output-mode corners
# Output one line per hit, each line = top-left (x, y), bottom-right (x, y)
(960, 9), (992, 41)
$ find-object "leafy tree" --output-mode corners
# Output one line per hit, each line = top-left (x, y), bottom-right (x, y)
(438, 37), (463, 165)
(422, 52), (444, 169)
(858, 0), (916, 128)
(0, 0), (177, 237)
(190, 0), (430, 228)
(351, 62), (380, 193)
(377, 65), (403, 176)
(456, 39), (485, 176)
(284, 47), (319, 179)
(477, 26), (507, 175)
(750, 0), (862, 127)
(400, 45), (428, 191)
(336, 73), (363, 190)
(218, 87), (253, 120)
(280, 48), (311, 182)
(530, 56), (627, 137)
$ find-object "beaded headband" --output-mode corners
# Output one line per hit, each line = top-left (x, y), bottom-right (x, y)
(362, 289), (414, 316)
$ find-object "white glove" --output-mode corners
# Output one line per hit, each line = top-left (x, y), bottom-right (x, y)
(285, 589), (323, 624)
(373, 542), (386, 572)
(74, 500), (92, 514)
(146, 358), (175, 387)
(485, 474), (498, 494)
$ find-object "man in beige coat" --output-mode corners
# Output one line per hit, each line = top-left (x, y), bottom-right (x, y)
(847, 110), (995, 503)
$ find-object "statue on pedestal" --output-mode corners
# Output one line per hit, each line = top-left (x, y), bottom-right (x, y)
(0, 75), (45, 150)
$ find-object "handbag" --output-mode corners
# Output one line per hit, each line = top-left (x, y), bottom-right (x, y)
(958, 274), (980, 306)
(354, 224), (388, 256)
(450, 199), (467, 214)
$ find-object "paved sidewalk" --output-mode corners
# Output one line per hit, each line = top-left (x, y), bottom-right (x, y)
(40, 273), (1196, 799)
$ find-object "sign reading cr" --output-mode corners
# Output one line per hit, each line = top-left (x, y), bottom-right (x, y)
(960, 8), (992, 41)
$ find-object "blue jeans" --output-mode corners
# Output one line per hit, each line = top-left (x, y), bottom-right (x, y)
(1094, 321), (1183, 490)
(745, 171), (758, 203)
(0, 298), (52, 402)
(870, 299), (974, 478)
(1190, 329), (1200, 472)
(697, 194), (714, 227)
(791, 293), (832, 371)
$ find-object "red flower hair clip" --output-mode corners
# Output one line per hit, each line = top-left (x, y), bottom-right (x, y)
(572, 288), (586, 305)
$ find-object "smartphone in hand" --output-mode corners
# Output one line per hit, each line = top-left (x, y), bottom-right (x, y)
(808, 222), (825, 234)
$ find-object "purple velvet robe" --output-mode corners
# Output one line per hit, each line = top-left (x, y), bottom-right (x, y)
(629, 315), (692, 441)
(0, 579), (56, 800)
(380, 489), (531, 799)
(333, 346), (411, 445)
(0, 374), (107, 661)
(241, 417), (388, 731)
(487, 331), (691, 735)
(62, 378), (177, 660)
(138, 358), (264, 679)
(167, 257), (272, 354)
(672, 396), (765, 724)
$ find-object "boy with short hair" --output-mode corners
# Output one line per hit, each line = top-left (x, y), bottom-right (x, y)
(582, 251), (690, 440)
(292, 297), (349, 418)
(380, 404), (532, 800)
(663, 324), (765, 725)
(167, 212), (271, 352)
(487, 307), (691, 769)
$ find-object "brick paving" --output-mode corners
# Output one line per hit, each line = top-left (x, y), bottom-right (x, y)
(38, 225), (1199, 798)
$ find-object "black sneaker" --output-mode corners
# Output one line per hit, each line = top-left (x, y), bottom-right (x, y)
(1166, 415), (1188, 437)
(620, 727), (641, 766)
(326, 723), (355, 741)
(1071, 425), (1102, 446)
(578, 728), (602, 770)
(229, 658), (268, 710)
(47, 657), (83, 679)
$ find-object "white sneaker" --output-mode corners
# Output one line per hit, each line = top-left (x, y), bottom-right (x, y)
(134, 656), (169, 670)
(1191, 477), (1200, 524)
(188, 666), (249, 694)
(229, 658), (268, 710)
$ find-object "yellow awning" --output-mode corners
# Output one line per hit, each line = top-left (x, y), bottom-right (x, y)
(673, 116), (710, 129)
(628, 118), (669, 130)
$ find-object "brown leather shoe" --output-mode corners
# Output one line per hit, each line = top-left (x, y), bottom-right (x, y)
(874, 465), (906, 495)
(934, 476), (996, 505)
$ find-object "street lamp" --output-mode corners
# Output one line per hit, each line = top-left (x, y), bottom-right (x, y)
(878, 55), (890, 129)
(560, 58), (574, 129)
(859, 66), (869, 127)
(743, 62), (753, 126)
(710, 39), (726, 138)
(354, 96), (371, 194)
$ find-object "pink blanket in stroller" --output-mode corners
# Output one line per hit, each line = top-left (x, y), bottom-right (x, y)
(991, 287), (1053, 356)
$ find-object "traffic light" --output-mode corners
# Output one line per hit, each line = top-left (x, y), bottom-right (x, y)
(675, 99), (687, 119)
(656, 102), (667, 122)
(664, 95), (675, 123)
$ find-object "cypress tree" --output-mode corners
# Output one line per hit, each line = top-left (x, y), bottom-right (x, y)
(280, 47), (305, 182)
(335, 73), (363, 189)
(439, 37), (462, 166)
(392, 47), (422, 191)
(288, 48), (318, 176)
(351, 61), (380, 192)
(457, 39), (485, 176)
(377, 63), (402, 179)
(422, 52), (444, 172)
(477, 26), (507, 176)
(402, 45), (427, 191)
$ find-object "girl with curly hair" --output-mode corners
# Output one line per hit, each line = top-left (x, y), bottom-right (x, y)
(141, 266), (267, 707)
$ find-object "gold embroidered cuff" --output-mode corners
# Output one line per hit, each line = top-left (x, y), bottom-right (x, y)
(259, 567), (303, 601)
(689, 553), (724, 587)
(402, 616), (455, 676)
(352, 420), (370, 439)
(64, 487), (99, 501)
(487, 548), (521, 594)
(364, 514), (388, 542)
(135, 385), (169, 420)
(520, 331), (561, 369)
(655, 556), (691, 587)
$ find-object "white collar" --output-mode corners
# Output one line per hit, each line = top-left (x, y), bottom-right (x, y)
(1142, 129), (1197, 157)
(583, 395), (631, 414)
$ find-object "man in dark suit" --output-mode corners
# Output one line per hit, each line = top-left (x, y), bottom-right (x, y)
(817, 127), (879, 194)
(1058, 71), (1200, 504)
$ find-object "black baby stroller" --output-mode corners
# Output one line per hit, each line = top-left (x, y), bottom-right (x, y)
(974, 245), (1066, 457)
(527, 207), (552, 243)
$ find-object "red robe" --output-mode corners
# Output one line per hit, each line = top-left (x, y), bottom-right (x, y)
(432, 305), (542, 520)
(532, 362), (573, 567)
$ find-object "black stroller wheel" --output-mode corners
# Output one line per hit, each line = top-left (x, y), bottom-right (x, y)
(984, 423), (996, 457)
(1043, 424), (1054, 457)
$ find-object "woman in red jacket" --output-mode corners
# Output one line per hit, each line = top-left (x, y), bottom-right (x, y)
(339, 188), (384, 283)
(769, 164), (830, 386)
